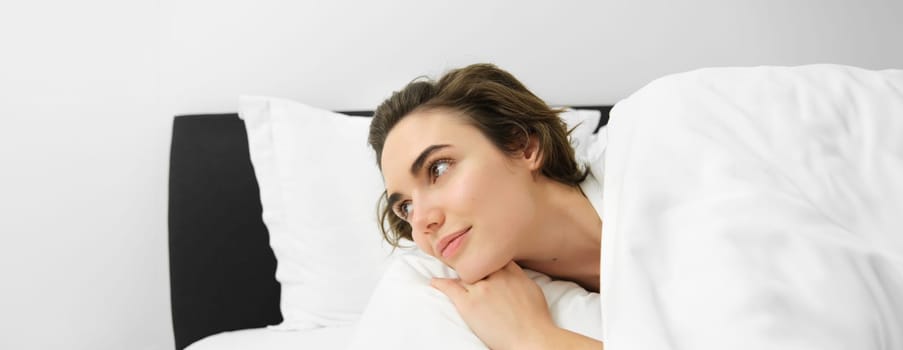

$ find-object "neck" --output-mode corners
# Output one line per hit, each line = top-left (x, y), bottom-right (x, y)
(515, 176), (602, 292)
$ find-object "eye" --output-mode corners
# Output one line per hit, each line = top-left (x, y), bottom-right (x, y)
(429, 159), (452, 181)
(394, 201), (413, 221)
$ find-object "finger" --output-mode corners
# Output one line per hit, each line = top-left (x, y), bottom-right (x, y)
(483, 261), (519, 281)
(430, 278), (468, 301)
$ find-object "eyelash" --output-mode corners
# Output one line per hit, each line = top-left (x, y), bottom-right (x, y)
(428, 158), (453, 182)
(394, 158), (453, 221)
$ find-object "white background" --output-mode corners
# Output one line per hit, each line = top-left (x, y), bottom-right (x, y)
(1, 0), (901, 349)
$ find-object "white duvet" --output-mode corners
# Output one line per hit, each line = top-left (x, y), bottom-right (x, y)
(601, 65), (903, 349)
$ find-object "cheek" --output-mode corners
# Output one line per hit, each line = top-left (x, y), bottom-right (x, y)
(445, 164), (497, 208)
(444, 179), (477, 211)
(411, 232), (434, 256)
(449, 167), (533, 282)
(454, 164), (533, 222)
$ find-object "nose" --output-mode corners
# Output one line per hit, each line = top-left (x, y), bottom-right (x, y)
(410, 193), (444, 237)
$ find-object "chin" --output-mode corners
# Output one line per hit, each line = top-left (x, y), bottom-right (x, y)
(456, 270), (484, 284)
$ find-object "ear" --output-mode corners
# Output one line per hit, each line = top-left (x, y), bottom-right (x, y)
(521, 135), (542, 171)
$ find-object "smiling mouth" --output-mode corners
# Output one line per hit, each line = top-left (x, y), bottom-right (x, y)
(440, 227), (471, 258)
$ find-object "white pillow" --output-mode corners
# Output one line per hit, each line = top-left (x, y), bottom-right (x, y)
(558, 107), (602, 161)
(238, 96), (604, 330)
(240, 95), (402, 330)
(348, 250), (602, 350)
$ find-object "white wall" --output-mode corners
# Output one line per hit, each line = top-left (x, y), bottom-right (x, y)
(1, 0), (901, 349)
(164, 0), (903, 114)
(0, 1), (171, 350)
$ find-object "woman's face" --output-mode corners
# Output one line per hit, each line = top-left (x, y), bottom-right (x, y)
(380, 108), (541, 283)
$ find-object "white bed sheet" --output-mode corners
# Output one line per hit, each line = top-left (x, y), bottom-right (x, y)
(185, 325), (356, 350)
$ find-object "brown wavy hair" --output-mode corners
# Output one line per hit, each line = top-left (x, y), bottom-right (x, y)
(368, 63), (587, 247)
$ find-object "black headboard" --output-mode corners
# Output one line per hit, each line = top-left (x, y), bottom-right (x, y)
(167, 106), (611, 349)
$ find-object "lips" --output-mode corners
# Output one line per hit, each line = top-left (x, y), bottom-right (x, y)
(436, 226), (471, 258)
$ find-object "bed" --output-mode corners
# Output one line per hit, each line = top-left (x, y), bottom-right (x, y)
(167, 102), (611, 349)
(169, 64), (903, 350)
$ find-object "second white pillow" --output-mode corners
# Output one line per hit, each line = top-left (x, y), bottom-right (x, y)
(348, 250), (602, 350)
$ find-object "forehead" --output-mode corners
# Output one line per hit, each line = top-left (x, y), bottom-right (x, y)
(381, 109), (475, 179)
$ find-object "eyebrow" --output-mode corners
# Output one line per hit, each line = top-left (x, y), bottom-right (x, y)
(410, 144), (450, 175)
(386, 144), (451, 211)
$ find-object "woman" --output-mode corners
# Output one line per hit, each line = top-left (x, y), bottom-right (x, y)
(368, 63), (604, 349)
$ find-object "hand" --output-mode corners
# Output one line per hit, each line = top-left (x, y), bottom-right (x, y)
(431, 261), (556, 350)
